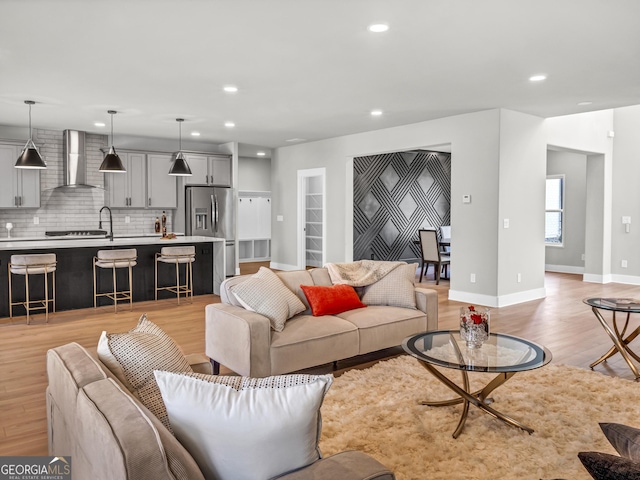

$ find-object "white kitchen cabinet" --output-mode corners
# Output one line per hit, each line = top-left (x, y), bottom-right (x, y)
(183, 154), (231, 187)
(105, 151), (146, 208)
(147, 154), (177, 209)
(0, 143), (41, 208)
(238, 193), (271, 262)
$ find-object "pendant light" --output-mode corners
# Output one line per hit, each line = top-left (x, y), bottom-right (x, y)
(15, 100), (47, 169)
(99, 110), (126, 173)
(168, 118), (193, 176)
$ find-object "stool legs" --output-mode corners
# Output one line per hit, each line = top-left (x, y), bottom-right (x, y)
(8, 265), (55, 324)
(93, 259), (134, 313)
(155, 256), (194, 304)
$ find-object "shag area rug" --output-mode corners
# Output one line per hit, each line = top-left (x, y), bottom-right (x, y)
(319, 356), (639, 480)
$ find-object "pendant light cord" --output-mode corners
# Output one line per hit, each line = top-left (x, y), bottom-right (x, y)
(28, 102), (32, 140)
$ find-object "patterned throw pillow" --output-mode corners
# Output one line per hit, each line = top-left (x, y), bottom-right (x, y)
(97, 314), (193, 432)
(230, 267), (306, 332)
(154, 370), (333, 480)
(361, 262), (418, 309)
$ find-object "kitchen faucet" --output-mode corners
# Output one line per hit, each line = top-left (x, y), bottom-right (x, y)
(99, 206), (114, 241)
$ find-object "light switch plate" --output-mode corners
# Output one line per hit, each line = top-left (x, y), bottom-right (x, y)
(277, 215), (284, 222)
(462, 195), (471, 204)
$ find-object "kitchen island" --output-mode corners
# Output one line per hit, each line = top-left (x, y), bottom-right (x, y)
(0, 235), (225, 318)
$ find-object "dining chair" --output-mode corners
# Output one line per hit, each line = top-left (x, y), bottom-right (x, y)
(439, 225), (451, 253)
(418, 229), (450, 284)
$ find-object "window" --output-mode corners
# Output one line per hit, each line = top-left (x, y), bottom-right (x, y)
(545, 176), (564, 245)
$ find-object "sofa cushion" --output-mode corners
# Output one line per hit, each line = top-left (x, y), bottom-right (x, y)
(361, 263), (418, 309)
(601, 423), (640, 462)
(301, 284), (366, 316)
(270, 315), (359, 375)
(155, 370), (333, 480)
(578, 451), (640, 480)
(337, 305), (427, 354)
(230, 267), (306, 332)
(96, 313), (193, 431)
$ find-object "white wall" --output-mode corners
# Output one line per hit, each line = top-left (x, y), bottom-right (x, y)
(238, 156), (271, 192)
(545, 151), (587, 273)
(272, 109), (551, 306)
(611, 105), (640, 283)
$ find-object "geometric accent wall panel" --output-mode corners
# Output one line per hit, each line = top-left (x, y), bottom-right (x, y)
(353, 151), (451, 261)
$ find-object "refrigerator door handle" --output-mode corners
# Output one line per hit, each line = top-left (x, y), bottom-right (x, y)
(189, 189), (197, 232)
(215, 194), (220, 232)
(211, 194), (218, 233)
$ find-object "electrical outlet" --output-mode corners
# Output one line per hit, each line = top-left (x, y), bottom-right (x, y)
(517, 273), (522, 283)
(33, 216), (39, 225)
(125, 215), (130, 224)
(581, 253), (585, 261)
(622, 260), (628, 268)
(503, 218), (510, 228)
(470, 273), (476, 283)
(277, 215), (284, 222)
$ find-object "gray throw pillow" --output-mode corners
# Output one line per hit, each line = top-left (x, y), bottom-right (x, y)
(601, 423), (640, 462)
(578, 451), (640, 480)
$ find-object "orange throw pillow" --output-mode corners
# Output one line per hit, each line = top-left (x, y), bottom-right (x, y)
(300, 284), (367, 316)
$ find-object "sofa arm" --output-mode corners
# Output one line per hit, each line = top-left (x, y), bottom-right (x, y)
(274, 451), (395, 480)
(205, 303), (273, 378)
(415, 286), (438, 331)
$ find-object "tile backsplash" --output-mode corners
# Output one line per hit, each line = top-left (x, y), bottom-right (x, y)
(0, 129), (171, 238)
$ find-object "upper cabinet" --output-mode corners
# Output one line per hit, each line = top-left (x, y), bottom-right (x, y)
(0, 143), (41, 209)
(105, 152), (146, 208)
(147, 154), (177, 209)
(183, 154), (231, 187)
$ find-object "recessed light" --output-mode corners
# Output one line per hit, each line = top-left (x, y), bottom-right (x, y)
(578, 101), (593, 106)
(190, 131), (200, 136)
(370, 109), (383, 116)
(224, 121), (235, 128)
(223, 85), (238, 93)
(257, 152), (266, 156)
(94, 122), (105, 127)
(368, 24), (389, 33)
(529, 74), (547, 82)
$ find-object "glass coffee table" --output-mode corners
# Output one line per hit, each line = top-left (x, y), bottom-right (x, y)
(402, 330), (552, 438)
(584, 298), (640, 380)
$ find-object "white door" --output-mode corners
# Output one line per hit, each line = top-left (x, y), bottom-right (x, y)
(297, 168), (326, 269)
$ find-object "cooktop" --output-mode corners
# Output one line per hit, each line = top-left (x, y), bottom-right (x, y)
(45, 230), (108, 237)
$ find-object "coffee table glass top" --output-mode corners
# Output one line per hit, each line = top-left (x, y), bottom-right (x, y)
(584, 298), (640, 313)
(402, 330), (552, 373)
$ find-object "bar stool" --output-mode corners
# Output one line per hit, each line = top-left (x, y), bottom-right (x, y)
(155, 246), (195, 304)
(8, 253), (57, 324)
(93, 249), (137, 312)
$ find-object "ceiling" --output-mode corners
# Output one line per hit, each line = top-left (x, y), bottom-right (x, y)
(1, 0), (639, 150)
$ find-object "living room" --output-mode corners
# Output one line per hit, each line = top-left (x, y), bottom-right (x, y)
(2, 1), (640, 479)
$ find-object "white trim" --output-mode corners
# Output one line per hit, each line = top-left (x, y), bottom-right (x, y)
(583, 273), (614, 284)
(297, 167), (326, 269)
(269, 261), (300, 271)
(449, 288), (546, 308)
(545, 264), (585, 274)
(610, 274), (640, 285)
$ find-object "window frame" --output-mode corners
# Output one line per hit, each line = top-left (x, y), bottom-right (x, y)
(545, 175), (565, 247)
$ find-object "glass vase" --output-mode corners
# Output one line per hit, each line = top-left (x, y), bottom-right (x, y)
(460, 306), (490, 348)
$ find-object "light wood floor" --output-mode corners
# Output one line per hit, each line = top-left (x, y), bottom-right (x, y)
(1, 263), (640, 456)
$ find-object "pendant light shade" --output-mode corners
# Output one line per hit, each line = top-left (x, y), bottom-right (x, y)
(15, 100), (47, 169)
(99, 110), (126, 173)
(169, 118), (192, 176)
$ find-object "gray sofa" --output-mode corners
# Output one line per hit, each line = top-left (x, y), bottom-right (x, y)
(46, 342), (395, 480)
(206, 266), (438, 377)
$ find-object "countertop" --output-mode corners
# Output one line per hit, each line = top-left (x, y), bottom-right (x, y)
(0, 235), (224, 251)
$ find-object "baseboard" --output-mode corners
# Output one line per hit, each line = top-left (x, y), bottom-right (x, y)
(545, 264), (584, 274)
(449, 288), (546, 308)
(610, 274), (640, 285)
(269, 262), (300, 271)
(583, 273), (613, 284)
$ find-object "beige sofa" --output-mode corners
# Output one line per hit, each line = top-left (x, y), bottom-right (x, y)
(47, 342), (395, 480)
(206, 266), (438, 377)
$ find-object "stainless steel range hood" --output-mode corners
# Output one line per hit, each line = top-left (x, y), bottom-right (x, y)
(61, 130), (101, 188)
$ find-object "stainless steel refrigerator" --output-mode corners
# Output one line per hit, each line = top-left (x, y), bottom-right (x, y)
(185, 186), (235, 277)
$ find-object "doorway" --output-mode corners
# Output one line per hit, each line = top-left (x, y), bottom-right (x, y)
(297, 168), (326, 269)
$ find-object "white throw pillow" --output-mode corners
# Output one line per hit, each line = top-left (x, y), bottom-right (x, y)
(96, 313), (193, 431)
(154, 371), (333, 480)
(361, 262), (418, 309)
(230, 267), (306, 332)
